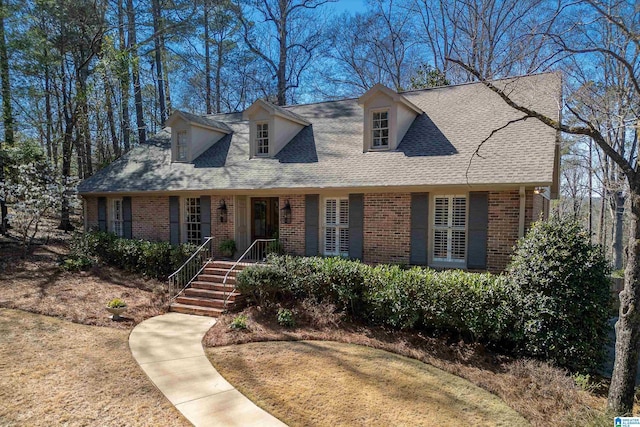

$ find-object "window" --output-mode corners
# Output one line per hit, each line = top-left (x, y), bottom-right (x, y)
(256, 122), (269, 155)
(372, 110), (389, 148)
(432, 195), (466, 263)
(176, 130), (188, 161)
(184, 197), (201, 244)
(324, 198), (349, 256)
(111, 199), (123, 237)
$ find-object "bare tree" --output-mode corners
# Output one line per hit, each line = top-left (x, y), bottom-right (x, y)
(447, 0), (639, 413)
(236, 0), (334, 105)
(0, 0), (13, 233)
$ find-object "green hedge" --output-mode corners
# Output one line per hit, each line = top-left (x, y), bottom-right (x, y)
(67, 231), (197, 280)
(237, 255), (515, 343)
(237, 217), (612, 373)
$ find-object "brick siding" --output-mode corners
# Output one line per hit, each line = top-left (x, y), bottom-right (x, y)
(84, 196), (98, 230)
(132, 196), (170, 241)
(486, 190), (535, 272)
(279, 195), (305, 256)
(363, 193), (411, 264)
(211, 195), (235, 257)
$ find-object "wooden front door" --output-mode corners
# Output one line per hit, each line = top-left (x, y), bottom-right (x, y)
(251, 197), (279, 240)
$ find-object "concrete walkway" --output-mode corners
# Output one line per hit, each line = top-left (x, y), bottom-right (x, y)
(129, 312), (286, 427)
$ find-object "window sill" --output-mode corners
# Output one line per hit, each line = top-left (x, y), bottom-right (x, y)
(429, 260), (467, 270)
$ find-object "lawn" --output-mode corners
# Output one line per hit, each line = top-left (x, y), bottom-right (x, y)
(204, 306), (611, 427)
(0, 308), (189, 426)
(208, 340), (528, 426)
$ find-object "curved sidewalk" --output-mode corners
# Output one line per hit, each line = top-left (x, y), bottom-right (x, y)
(129, 312), (286, 427)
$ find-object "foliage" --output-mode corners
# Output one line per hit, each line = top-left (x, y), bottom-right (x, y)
(508, 216), (612, 373)
(218, 239), (236, 256)
(106, 298), (127, 308)
(68, 231), (197, 280)
(237, 255), (513, 342)
(276, 308), (296, 327)
(59, 256), (93, 272)
(408, 64), (450, 89)
(229, 314), (248, 330)
(0, 141), (75, 255)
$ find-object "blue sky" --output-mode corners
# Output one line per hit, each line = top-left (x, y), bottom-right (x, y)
(332, 0), (367, 14)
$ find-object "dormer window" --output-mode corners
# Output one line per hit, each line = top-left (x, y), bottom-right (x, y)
(243, 99), (310, 159)
(358, 84), (423, 152)
(176, 130), (188, 161)
(256, 122), (269, 156)
(372, 110), (389, 148)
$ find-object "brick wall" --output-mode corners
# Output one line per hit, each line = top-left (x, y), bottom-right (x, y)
(84, 196), (98, 230)
(279, 195), (305, 256)
(211, 195), (235, 257)
(487, 190), (535, 272)
(132, 196), (170, 241)
(363, 193), (411, 264)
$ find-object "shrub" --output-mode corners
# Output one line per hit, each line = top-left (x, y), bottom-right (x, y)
(67, 231), (200, 280)
(277, 308), (296, 327)
(107, 298), (127, 308)
(229, 314), (248, 330)
(60, 255), (93, 271)
(508, 216), (611, 372)
(219, 239), (236, 257)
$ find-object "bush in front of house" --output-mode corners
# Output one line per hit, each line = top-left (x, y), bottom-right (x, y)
(508, 216), (612, 373)
(237, 255), (515, 342)
(68, 231), (197, 280)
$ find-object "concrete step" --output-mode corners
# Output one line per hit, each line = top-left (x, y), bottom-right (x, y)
(169, 303), (225, 317)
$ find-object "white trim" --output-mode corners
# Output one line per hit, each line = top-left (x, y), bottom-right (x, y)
(256, 121), (269, 156)
(371, 109), (390, 149)
(431, 194), (467, 266)
(182, 196), (202, 245)
(176, 129), (188, 161)
(322, 196), (349, 256)
(109, 198), (124, 237)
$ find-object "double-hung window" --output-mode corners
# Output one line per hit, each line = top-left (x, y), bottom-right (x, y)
(372, 110), (389, 148)
(176, 130), (188, 161)
(324, 198), (349, 256)
(111, 199), (124, 237)
(433, 195), (466, 264)
(256, 122), (269, 156)
(184, 197), (201, 245)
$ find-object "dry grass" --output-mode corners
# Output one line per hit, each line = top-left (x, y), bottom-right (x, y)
(208, 340), (528, 426)
(204, 305), (611, 427)
(0, 230), (168, 329)
(0, 308), (190, 426)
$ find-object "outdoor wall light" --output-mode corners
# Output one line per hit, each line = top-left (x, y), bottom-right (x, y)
(281, 200), (292, 224)
(217, 199), (228, 223)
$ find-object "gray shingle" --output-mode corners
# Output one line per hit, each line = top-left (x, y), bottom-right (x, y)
(78, 73), (560, 194)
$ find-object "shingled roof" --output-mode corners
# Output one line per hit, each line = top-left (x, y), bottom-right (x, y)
(78, 73), (561, 195)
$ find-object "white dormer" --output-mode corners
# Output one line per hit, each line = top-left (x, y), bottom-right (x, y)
(166, 110), (232, 162)
(243, 99), (310, 158)
(358, 84), (424, 152)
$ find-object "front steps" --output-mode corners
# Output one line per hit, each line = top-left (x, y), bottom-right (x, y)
(170, 260), (248, 317)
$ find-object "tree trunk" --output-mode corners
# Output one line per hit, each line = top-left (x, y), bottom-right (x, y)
(127, 0), (146, 145)
(613, 190), (625, 270)
(151, 0), (167, 125)
(608, 190), (640, 414)
(204, 0), (212, 114)
(215, 38), (222, 113)
(104, 73), (120, 158)
(58, 59), (74, 232)
(276, 7), (287, 106)
(118, 0), (131, 152)
(0, 0), (13, 233)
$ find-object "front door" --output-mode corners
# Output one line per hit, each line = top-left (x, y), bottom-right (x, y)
(251, 197), (279, 240)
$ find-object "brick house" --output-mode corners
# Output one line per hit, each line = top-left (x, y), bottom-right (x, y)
(78, 73), (561, 273)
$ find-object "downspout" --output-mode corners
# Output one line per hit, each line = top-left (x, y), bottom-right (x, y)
(519, 186), (526, 238)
